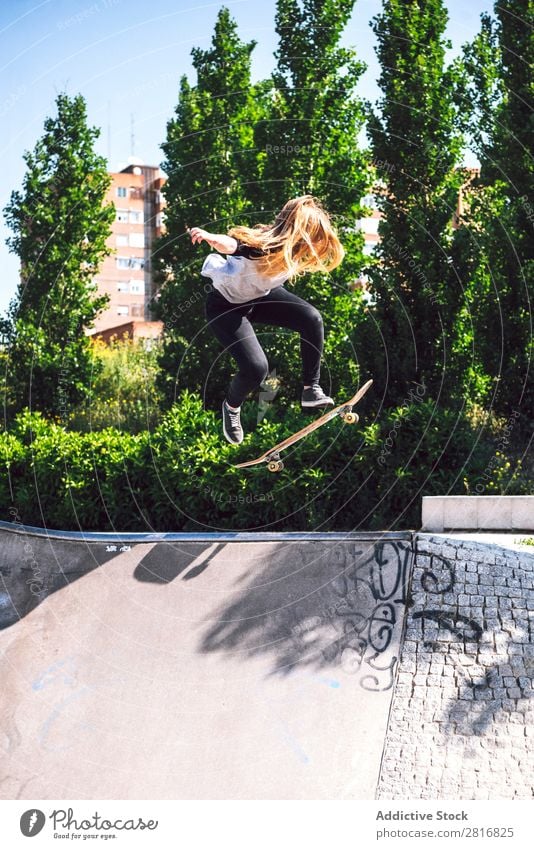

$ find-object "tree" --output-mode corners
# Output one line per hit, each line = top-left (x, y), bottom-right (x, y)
(252, 0), (373, 401)
(153, 7), (264, 406)
(360, 0), (465, 406)
(456, 0), (533, 424)
(3, 93), (114, 419)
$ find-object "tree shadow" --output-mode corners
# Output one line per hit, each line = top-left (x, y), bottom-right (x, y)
(192, 540), (413, 688)
(1, 523), (414, 694)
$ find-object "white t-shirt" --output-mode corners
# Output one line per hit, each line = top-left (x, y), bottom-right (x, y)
(201, 242), (288, 304)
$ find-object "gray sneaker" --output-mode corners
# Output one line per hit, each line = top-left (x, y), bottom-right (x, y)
(222, 401), (244, 444)
(301, 384), (334, 408)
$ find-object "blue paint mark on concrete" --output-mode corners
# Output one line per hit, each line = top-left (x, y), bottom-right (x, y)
(38, 687), (95, 751)
(319, 677), (341, 688)
(280, 724), (310, 764)
(32, 657), (76, 691)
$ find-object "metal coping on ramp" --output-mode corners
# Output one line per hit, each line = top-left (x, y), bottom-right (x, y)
(0, 519), (413, 543)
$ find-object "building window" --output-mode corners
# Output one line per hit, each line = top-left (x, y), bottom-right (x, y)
(117, 256), (144, 270)
(116, 209), (129, 223)
(116, 234), (128, 247)
(361, 194), (378, 209)
(362, 218), (380, 236)
(129, 256), (144, 270)
(129, 210), (143, 224)
(129, 232), (145, 248)
(129, 280), (145, 295)
(155, 212), (165, 228)
(117, 306), (129, 316)
(117, 281), (129, 293)
(116, 187), (127, 198)
(131, 304), (144, 317)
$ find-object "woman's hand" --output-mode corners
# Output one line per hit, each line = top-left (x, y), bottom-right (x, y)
(188, 227), (238, 255)
(189, 227), (211, 246)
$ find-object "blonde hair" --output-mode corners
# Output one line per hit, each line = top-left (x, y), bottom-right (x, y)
(229, 195), (345, 280)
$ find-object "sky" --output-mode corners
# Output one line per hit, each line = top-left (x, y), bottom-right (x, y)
(0, 0), (494, 316)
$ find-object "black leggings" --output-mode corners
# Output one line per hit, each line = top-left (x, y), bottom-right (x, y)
(205, 285), (325, 407)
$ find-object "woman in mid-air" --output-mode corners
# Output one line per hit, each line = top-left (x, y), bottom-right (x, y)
(189, 195), (345, 444)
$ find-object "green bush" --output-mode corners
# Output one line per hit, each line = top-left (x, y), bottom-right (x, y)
(68, 336), (163, 434)
(0, 393), (529, 532)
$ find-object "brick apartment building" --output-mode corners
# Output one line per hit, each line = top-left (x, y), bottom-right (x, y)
(357, 191), (382, 256)
(91, 160), (165, 338)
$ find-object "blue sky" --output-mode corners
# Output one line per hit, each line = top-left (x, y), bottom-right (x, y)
(0, 0), (493, 315)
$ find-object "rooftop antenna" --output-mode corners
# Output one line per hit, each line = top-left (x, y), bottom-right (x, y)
(107, 100), (111, 165)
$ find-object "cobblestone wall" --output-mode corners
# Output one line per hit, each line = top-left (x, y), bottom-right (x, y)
(376, 534), (534, 799)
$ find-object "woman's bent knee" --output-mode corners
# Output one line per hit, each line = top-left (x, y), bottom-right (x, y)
(243, 357), (269, 385)
(303, 306), (323, 331)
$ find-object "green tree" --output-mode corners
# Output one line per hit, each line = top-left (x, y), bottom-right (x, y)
(456, 0), (533, 424)
(253, 0), (373, 401)
(154, 7), (264, 406)
(3, 93), (114, 419)
(360, 0), (465, 406)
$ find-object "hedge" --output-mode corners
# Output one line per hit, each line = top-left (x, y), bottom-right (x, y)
(0, 392), (528, 532)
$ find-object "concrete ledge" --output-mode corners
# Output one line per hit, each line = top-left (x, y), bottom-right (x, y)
(422, 495), (533, 532)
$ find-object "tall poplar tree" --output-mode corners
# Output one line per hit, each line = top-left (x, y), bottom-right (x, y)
(457, 0), (533, 424)
(361, 0), (465, 405)
(3, 93), (114, 418)
(154, 8), (264, 404)
(253, 0), (373, 400)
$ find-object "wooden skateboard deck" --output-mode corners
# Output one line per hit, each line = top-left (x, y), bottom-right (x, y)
(235, 379), (373, 471)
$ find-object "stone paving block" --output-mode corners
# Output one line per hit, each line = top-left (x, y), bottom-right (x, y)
(415, 555), (433, 569)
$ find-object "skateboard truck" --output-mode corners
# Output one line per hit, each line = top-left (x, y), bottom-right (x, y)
(340, 407), (358, 425)
(265, 453), (284, 473)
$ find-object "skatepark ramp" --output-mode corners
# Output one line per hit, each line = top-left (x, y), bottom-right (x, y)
(0, 521), (413, 800)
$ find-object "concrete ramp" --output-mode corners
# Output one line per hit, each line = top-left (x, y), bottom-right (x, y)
(0, 523), (412, 800)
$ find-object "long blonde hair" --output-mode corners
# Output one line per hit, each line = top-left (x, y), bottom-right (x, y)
(229, 195), (345, 280)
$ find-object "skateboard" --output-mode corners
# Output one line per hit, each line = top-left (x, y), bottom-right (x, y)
(235, 379), (373, 472)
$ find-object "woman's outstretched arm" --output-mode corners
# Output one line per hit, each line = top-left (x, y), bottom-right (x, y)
(188, 227), (238, 255)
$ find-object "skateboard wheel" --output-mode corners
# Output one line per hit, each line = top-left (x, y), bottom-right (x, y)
(268, 460), (284, 472)
(343, 412), (358, 424)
